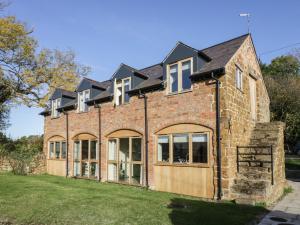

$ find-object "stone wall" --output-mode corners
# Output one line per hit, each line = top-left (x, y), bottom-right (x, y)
(0, 153), (46, 174)
(219, 36), (271, 198)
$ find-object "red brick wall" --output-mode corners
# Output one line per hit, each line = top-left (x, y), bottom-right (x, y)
(43, 37), (270, 199)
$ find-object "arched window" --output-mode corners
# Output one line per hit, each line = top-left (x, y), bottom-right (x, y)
(106, 129), (143, 185)
(72, 133), (98, 179)
(48, 136), (66, 160)
(155, 124), (211, 165)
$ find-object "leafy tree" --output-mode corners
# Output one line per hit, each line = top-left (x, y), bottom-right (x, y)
(261, 54), (300, 150)
(0, 16), (90, 107)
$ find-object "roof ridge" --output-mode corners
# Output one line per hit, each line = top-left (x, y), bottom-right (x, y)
(200, 33), (249, 51)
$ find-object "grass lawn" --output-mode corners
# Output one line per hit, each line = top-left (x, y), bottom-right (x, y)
(0, 174), (267, 225)
(285, 157), (300, 170)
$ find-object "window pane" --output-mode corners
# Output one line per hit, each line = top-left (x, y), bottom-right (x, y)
(182, 60), (192, 90)
(74, 162), (80, 176)
(192, 134), (208, 163)
(49, 142), (54, 158)
(116, 81), (122, 106)
(90, 141), (97, 160)
(108, 139), (117, 160)
(82, 140), (89, 160)
(170, 64), (178, 93)
(84, 90), (90, 112)
(90, 162), (98, 177)
(74, 141), (80, 160)
(119, 138), (129, 163)
(119, 162), (130, 183)
(131, 164), (142, 185)
(57, 99), (61, 117)
(124, 79), (130, 103)
(55, 142), (60, 159)
(81, 162), (89, 177)
(79, 92), (84, 112)
(173, 134), (189, 163)
(132, 138), (141, 161)
(108, 163), (117, 181)
(61, 142), (66, 159)
(158, 136), (169, 162)
(236, 67), (242, 89)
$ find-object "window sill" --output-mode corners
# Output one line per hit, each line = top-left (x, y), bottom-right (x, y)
(166, 89), (192, 97)
(73, 176), (98, 180)
(47, 158), (66, 161)
(50, 116), (61, 120)
(154, 163), (210, 168)
(77, 110), (90, 114)
(107, 180), (143, 187)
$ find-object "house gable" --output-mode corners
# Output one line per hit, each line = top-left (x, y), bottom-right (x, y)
(162, 42), (210, 81)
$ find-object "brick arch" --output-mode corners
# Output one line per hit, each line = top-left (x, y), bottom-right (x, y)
(105, 128), (143, 138)
(72, 132), (97, 140)
(153, 121), (214, 135)
(47, 135), (65, 141)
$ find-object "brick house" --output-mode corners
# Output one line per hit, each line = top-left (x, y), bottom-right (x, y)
(40, 34), (285, 203)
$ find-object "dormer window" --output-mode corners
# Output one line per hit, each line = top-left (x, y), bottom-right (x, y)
(115, 77), (131, 106)
(51, 98), (61, 118)
(167, 58), (192, 94)
(78, 89), (90, 112)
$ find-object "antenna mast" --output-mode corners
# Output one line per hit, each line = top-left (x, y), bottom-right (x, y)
(239, 13), (251, 33)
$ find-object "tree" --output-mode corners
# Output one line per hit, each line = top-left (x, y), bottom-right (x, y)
(261, 54), (300, 150)
(0, 16), (90, 108)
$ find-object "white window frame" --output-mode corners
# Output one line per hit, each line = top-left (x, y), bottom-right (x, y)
(167, 57), (193, 94)
(156, 132), (209, 165)
(235, 66), (243, 90)
(51, 98), (61, 118)
(114, 77), (131, 106)
(73, 139), (98, 179)
(78, 89), (90, 113)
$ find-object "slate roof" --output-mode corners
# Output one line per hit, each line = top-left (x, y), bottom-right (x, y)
(191, 34), (249, 77)
(50, 88), (77, 100)
(41, 34), (250, 115)
(112, 63), (148, 79)
(39, 108), (50, 116)
(57, 99), (77, 111)
(128, 78), (163, 94)
(87, 90), (113, 103)
(82, 77), (109, 90)
(139, 63), (163, 79)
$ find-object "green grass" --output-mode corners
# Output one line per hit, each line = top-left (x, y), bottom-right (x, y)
(283, 186), (293, 196)
(285, 158), (300, 170)
(0, 174), (267, 225)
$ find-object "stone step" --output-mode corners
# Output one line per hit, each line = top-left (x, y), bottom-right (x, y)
(238, 171), (271, 180)
(238, 166), (271, 173)
(231, 179), (270, 195)
(255, 122), (284, 130)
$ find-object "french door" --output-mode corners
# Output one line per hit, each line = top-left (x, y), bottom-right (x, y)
(107, 137), (143, 185)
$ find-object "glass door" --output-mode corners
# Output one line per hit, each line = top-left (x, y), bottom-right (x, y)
(107, 137), (142, 185)
(119, 138), (130, 183)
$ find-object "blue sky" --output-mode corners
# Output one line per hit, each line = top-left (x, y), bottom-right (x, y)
(4, 0), (300, 138)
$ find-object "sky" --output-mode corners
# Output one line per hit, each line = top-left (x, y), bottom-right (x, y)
(3, 0), (300, 139)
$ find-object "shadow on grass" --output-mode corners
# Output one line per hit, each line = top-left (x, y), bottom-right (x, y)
(168, 198), (268, 225)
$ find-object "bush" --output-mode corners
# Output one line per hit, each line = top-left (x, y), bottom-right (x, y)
(0, 134), (44, 175)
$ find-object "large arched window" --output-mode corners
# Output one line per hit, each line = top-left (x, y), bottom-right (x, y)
(48, 136), (66, 160)
(155, 124), (211, 166)
(72, 133), (98, 179)
(106, 129), (143, 185)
